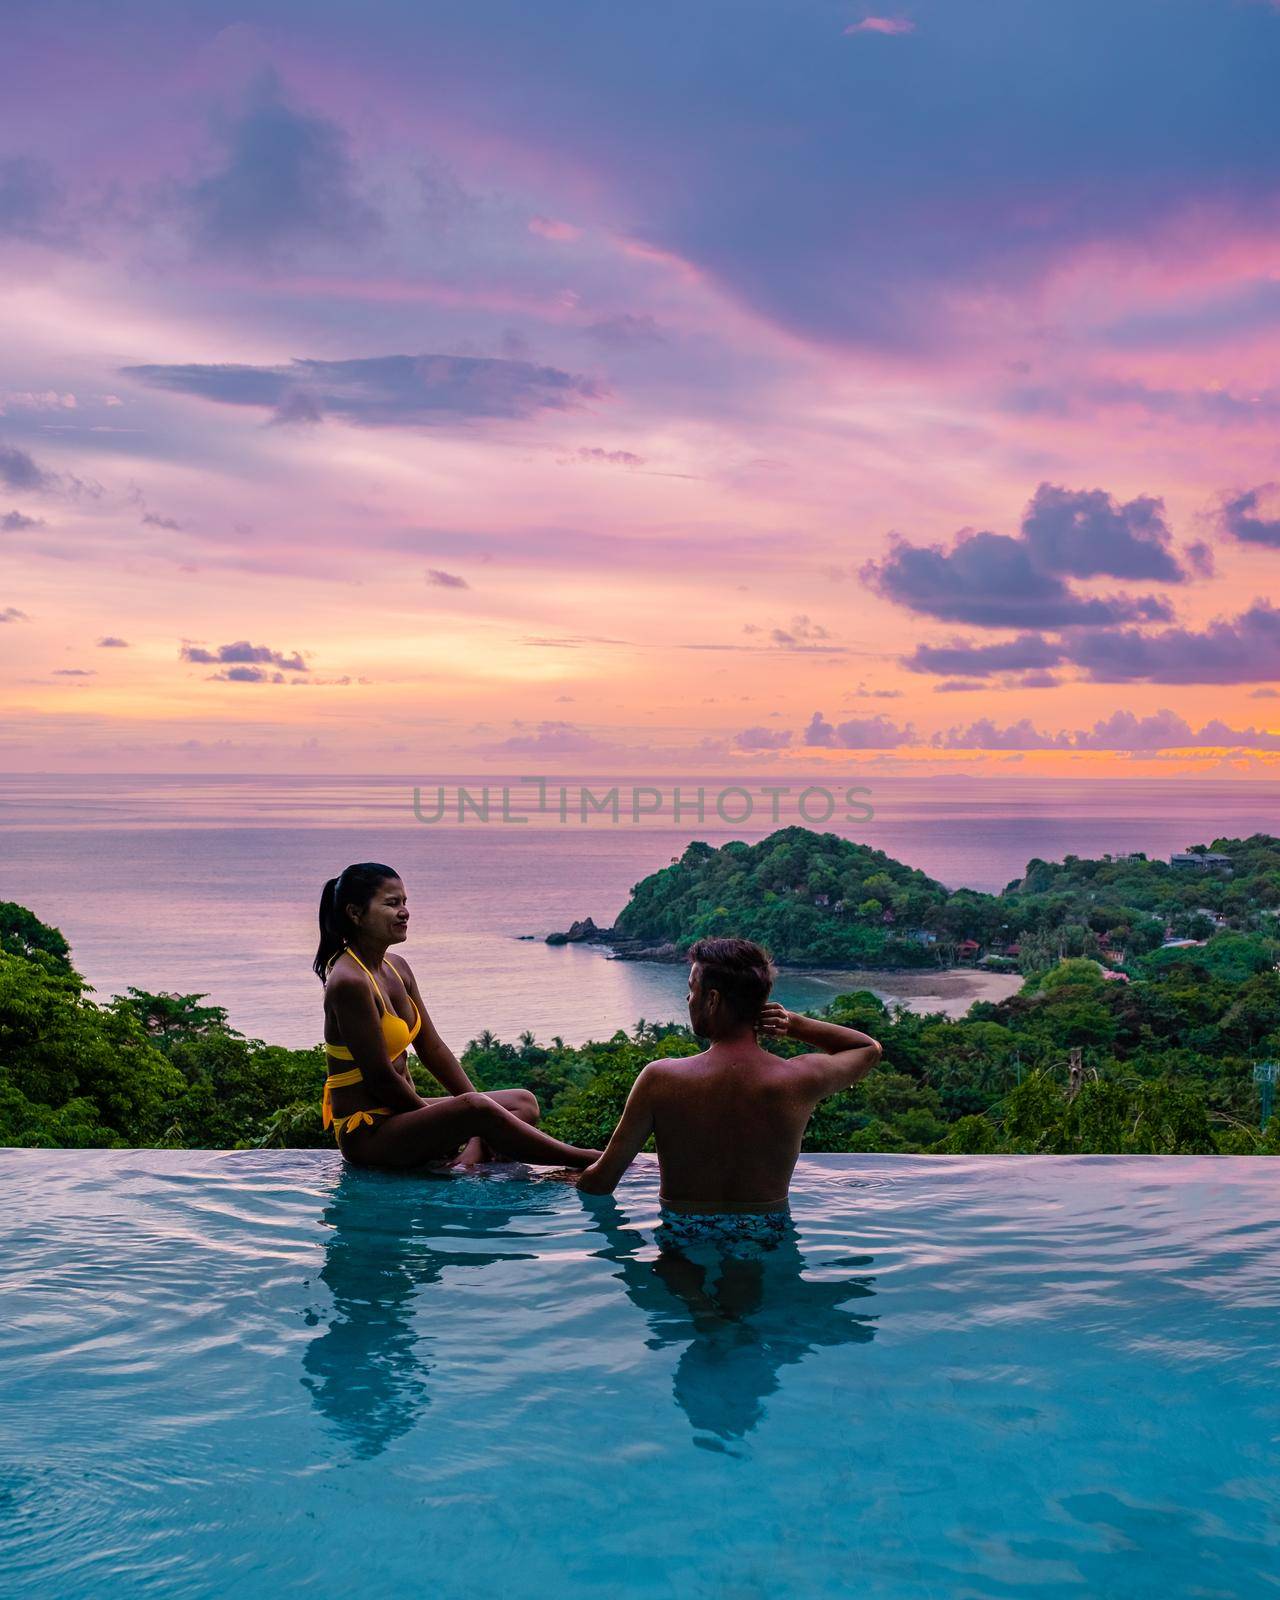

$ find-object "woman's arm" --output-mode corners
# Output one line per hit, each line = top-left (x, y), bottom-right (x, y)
(389, 955), (477, 1096)
(327, 974), (425, 1111)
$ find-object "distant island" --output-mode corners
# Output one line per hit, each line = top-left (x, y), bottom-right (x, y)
(2, 827), (1279, 1156)
(545, 825), (1266, 975)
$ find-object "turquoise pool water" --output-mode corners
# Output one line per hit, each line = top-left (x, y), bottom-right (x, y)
(1, 1152), (1276, 1599)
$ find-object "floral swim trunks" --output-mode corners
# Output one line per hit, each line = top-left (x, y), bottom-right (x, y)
(655, 1206), (793, 1261)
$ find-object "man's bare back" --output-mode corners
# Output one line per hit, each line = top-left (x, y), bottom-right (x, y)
(577, 949), (882, 1209)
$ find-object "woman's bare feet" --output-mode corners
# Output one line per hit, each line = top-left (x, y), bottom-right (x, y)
(448, 1136), (488, 1168)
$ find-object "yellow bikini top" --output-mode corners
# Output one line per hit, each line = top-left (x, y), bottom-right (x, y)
(323, 946), (422, 1065)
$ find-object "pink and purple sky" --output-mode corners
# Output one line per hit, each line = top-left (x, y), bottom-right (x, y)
(3, 0), (1280, 776)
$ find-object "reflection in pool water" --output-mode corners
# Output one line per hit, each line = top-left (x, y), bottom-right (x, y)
(304, 1173), (877, 1460)
(585, 1196), (876, 1453)
(303, 1170), (536, 1459)
(2, 1150), (1277, 1600)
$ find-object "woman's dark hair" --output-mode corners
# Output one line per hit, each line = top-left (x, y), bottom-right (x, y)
(314, 862), (401, 981)
(687, 936), (775, 1025)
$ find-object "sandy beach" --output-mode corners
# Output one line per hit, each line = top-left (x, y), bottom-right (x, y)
(803, 965), (1025, 1020)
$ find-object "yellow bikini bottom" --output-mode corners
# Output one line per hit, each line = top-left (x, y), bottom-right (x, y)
(322, 1068), (392, 1142)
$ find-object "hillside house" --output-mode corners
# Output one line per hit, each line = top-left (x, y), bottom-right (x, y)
(1170, 851), (1232, 872)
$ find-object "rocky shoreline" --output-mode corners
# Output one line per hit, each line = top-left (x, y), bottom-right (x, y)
(539, 920), (1025, 1017)
(543, 918), (686, 962)
(542, 917), (975, 975)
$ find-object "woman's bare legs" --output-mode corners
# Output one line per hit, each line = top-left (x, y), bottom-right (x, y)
(451, 1087), (539, 1168)
(342, 1090), (597, 1172)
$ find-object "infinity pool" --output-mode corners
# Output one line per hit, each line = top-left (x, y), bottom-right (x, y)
(1, 1151), (1276, 1599)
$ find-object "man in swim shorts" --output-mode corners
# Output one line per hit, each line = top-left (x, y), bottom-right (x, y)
(576, 937), (882, 1250)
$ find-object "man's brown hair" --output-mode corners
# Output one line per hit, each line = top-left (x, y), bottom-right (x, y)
(688, 937), (775, 1027)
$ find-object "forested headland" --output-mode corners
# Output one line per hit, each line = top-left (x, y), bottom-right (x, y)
(3, 826), (1279, 1155)
(561, 825), (1276, 972)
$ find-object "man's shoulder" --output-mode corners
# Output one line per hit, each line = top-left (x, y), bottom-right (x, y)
(751, 1047), (833, 1102)
(639, 1053), (705, 1088)
(644, 1050), (708, 1072)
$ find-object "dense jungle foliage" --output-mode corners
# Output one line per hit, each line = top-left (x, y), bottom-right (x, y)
(613, 826), (1280, 970)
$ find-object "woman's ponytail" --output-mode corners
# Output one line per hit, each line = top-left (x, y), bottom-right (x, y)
(313, 877), (344, 981)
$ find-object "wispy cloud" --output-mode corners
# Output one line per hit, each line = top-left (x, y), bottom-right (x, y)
(122, 354), (603, 428)
(0, 155), (75, 247)
(845, 17), (915, 36)
(582, 313), (664, 347)
(0, 440), (99, 500)
(528, 216), (581, 242)
(0, 441), (57, 494)
(184, 71), (379, 261)
(770, 614), (833, 650)
(487, 720), (608, 753)
(803, 711), (916, 748)
(905, 634), (1066, 677)
(1068, 600), (1280, 684)
(575, 447), (644, 467)
(907, 599), (1280, 686)
(1005, 378), (1280, 428)
(519, 634), (631, 649)
(180, 640), (308, 672)
(735, 725), (792, 749)
(936, 709), (1280, 751)
(1219, 484), (1280, 548)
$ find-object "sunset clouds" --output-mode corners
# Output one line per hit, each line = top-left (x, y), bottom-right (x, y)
(2, 1), (1280, 773)
(124, 354), (603, 425)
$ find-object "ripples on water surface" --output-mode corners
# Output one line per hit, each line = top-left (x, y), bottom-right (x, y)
(1, 1152), (1276, 1599)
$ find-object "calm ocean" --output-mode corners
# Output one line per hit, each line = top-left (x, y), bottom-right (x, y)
(1, 774), (1276, 1050)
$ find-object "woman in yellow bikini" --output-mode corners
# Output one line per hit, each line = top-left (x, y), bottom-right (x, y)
(314, 862), (599, 1172)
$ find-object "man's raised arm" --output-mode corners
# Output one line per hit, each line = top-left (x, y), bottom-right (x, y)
(576, 1065), (658, 1194)
(759, 1003), (882, 1095)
